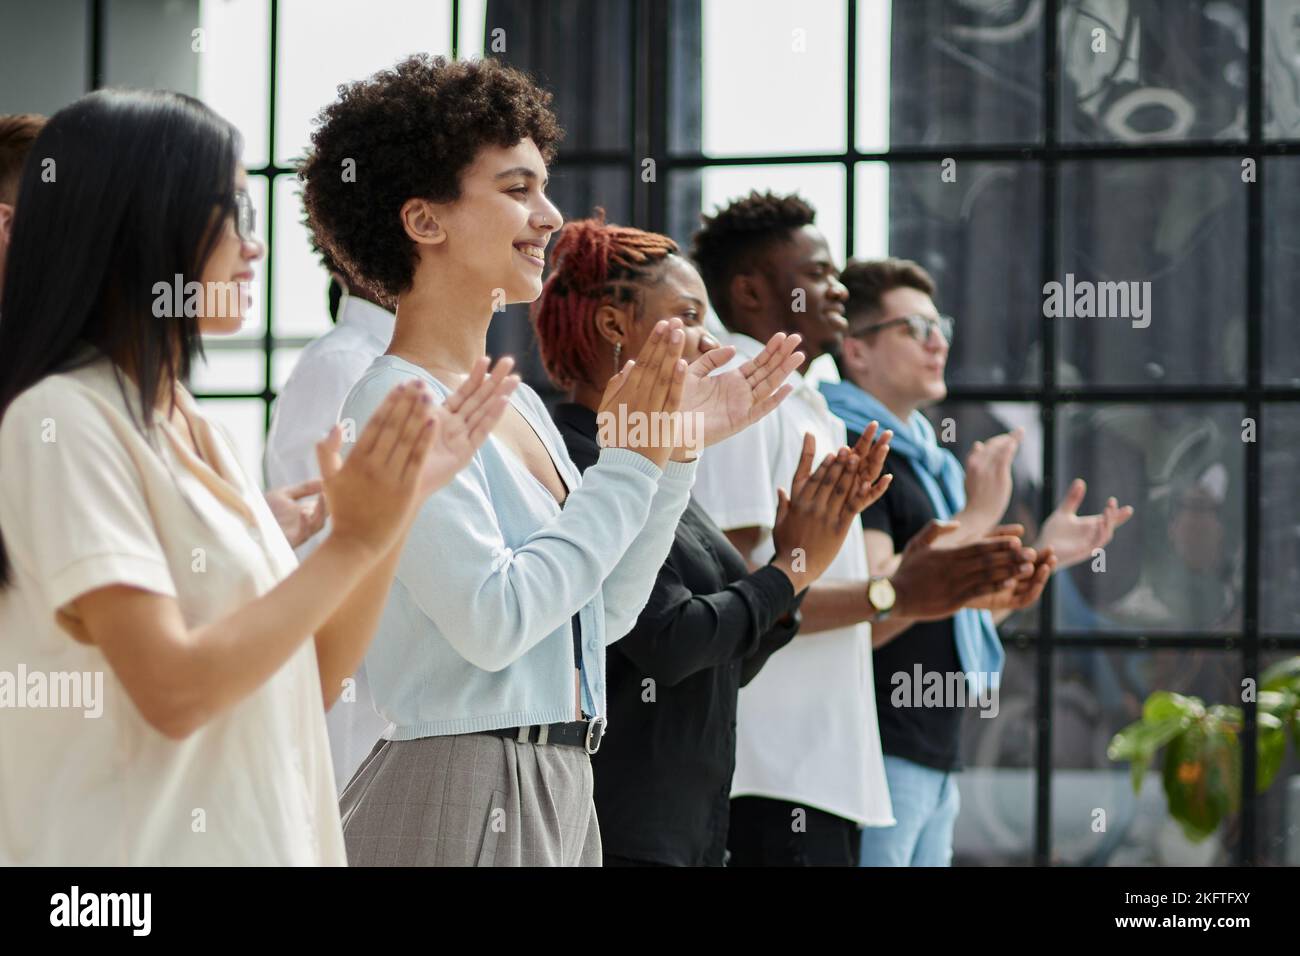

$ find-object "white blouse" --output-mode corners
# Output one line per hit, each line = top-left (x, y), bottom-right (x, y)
(0, 352), (346, 865)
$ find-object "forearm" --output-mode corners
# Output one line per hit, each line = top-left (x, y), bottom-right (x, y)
(796, 579), (876, 634)
(870, 615), (917, 648)
(180, 534), (381, 729)
(622, 564), (794, 685)
(796, 578), (921, 647)
(314, 526), (411, 708)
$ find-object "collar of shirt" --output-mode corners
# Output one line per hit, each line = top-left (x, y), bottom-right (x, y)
(338, 294), (396, 346)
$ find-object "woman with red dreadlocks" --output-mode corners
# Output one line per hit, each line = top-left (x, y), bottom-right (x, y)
(532, 214), (896, 866)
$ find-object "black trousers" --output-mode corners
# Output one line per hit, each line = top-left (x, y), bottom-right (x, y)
(726, 796), (861, 867)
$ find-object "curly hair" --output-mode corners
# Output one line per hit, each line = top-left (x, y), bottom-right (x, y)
(300, 55), (562, 298)
(530, 211), (679, 390)
(688, 190), (816, 326)
(839, 257), (936, 332)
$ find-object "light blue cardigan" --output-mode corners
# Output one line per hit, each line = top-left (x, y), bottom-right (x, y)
(339, 355), (697, 739)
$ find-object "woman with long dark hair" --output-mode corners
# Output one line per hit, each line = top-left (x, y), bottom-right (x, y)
(0, 89), (516, 864)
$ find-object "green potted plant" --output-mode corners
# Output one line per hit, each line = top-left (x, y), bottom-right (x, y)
(1107, 657), (1300, 842)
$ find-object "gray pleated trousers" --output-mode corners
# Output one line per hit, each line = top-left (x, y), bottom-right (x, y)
(339, 732), (602, 866)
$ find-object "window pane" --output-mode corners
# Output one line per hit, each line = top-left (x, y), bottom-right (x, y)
(1264, 158), (1300, 386)
(271, 174), (333, 341)
(1057, 0), (1248, 144)
(1258, 650), (1300, 865)
(1056, 159), (1246, 387)
(197, 398), (266, 488)
(274, 0), (451, 165)
(880, 160), (1042, 388)
(190, 346), (265, 394)
(1055, 403), (1244, 635)
(953, 646), (1035, 865)
(199, 0), (270, 168)
(1261, 404), (1300, 634)
(685, 0), (847, 157)
(873, 0), (1043, 149)
(1052, 648), (1239, 865)
(668, 163), (847, 265)
(458, 0), (489, 60)
(1265, 0), (1300, 139)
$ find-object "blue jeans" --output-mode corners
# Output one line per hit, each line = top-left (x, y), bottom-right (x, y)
(858, 755), (960, 866)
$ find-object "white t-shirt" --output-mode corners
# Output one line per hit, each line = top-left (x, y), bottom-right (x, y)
(692, 332), (894, 827)
(0, 352), (346, 865)
(264, 294), (395, 791)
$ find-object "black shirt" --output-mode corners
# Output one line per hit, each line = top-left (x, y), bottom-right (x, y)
(849, 432), (964, 773)
(553, 402), (806, 866)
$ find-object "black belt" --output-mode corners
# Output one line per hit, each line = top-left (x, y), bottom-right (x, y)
(483, 717), (607, 755)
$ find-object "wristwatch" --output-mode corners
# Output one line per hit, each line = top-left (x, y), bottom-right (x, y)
(866, 575), (896, 622)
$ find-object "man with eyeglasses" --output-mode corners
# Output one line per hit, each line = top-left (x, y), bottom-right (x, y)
(822, 257), (1134, 866)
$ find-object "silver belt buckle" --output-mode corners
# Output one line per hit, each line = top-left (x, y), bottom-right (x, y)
(584, 716), (607, 755)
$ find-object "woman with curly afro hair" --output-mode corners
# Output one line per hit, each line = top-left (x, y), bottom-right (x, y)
(532, 213), (893, 866)
(299, 55), (800, 866)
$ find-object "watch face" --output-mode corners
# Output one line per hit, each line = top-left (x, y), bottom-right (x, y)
(868, 577), (896, 611)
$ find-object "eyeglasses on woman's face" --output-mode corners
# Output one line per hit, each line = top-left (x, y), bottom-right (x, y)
(854, 313), (954, 344)
(231, 188), (257, 243)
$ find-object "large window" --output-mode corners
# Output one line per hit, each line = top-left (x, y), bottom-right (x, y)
(658, 0), (1299, 867)
(8, 0), (1298, 865)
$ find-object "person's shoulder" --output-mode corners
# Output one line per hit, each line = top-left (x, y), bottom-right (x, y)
(0, 369), (136, 490)
(1, 368), (118, 442)
(284, 332), (381, 390)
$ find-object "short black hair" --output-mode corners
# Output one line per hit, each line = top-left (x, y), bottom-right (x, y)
(689, 190), (816, 327)
(300, 54), (562, 299)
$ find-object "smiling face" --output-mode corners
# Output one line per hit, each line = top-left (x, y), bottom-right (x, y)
(759, 224), (848, 361)
(841, 285), (949, 416)
(197, 167), (263, 335)
(426, 137), (563, 307)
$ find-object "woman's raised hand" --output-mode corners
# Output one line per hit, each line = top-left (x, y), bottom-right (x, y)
(770, 428), (893, 592)
(316, 380), (439, 559)
(317, 359), (518, 559)
(420, 356), (519, 498)
(597, 317), (687, 470)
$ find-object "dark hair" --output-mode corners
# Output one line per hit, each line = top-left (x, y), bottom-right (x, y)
(688, 190), (816, 328)
(839, 257), (936, 332)
(300, 54), (562, 299)
(0, 88), (242, 586)
(531, 211), (679, 390)
(0, 113), (47, 204)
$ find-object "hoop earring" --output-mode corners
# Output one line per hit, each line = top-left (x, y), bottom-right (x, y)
(613, 341), (622, 368)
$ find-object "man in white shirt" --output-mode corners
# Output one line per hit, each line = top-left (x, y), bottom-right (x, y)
(265, 259), (395, 791)
(688, 191), (1036, 865)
